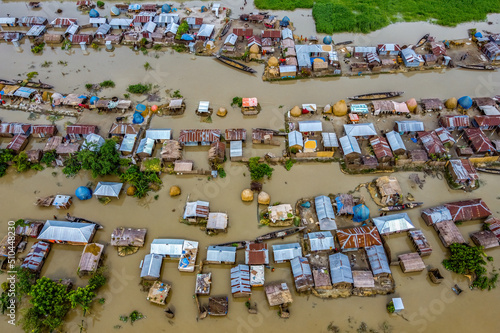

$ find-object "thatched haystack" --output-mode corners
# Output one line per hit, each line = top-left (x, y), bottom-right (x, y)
(290, 105), (301, 117)
(332, 100), (347, 117)
(258, 191), (270, 205)
(241, 189), (254, 202)
(406, 98), (417, 112)
(445, 98), (457, 109)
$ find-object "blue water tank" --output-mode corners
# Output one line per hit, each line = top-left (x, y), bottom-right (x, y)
(133, 111), (144, 124)
(89, 9), (100, 18)
(353, 204), (370, 223)
(458, 96), (472, 109)
(162, 4), (172, 13)
(323, 36), (332, 45)
(75, 186), (92, 200)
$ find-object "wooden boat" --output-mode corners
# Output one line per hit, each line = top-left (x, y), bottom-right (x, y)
(457, 64), (497, 71)
(428, 268), (444, 284)
(14, 79), (54, 89)
(452, 284), (463, 295)
(0, 79), (16, 85)
(348, 91), (404, 101)
(379, 202), (423, 212)
(476, 167), (500, 175)
(220, 20), (231, 37)
(212, 240), (249, 250)
(213, 54), (257, 74)
(335, 40), (353, 46)
(255, 226), (305, 242)
(36, 195), (55, 207)
(65, 213), (104, 229)
(28, 2), (41, 9)
(415, 33), (430, 48)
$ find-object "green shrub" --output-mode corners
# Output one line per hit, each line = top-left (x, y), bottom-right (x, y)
(248, 157), (273, 181)
(99, 80), (115, 88)
(31, 43), (45, 54)
(97, 1), (104, 7)
(127, 83), (152, 94)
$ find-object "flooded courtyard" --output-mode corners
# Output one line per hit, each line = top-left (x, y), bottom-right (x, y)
(1, 1), (500, 333)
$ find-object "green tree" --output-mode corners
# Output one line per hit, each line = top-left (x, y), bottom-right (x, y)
(62, 153), (82, 177)
(248, 157), (274, 181)
(68, 287), (95, 315)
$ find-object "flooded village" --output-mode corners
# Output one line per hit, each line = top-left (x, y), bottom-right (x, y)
(1, 1), (500, 333)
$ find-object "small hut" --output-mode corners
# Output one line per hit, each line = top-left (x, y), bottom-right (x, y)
(147, 281), (171, 305)
(110, 227), (147, 247)
(366, 245), (391, 277)
(408, 230), (432, 256)
(231, 264), (251, 297)
(78, 243), (104, 275)
(195, 273), (212, 295)
(52, 195), (73, 209)
(15, 221), (44, 238)
(470, 231), (499, 249)
(290, 256), (314, 292)
(375, 176), (403, 206)
(335, 194), (354, 215)
(206, 246), (236, 264)
(206, 212), (228, 233)
(0, 235), (22, 257)
(265, 282), (293, 307)
(208, 296), (228, 316)
(398, 252), (426, 273)
(241, 98), (260, 115)
(196, 101), (213, 116)
(6, 134), (29, 154)
(208, 142), (226, 163)
(250, 265), (265, 287)
(433, 220), (465, 247)
(161, 140), (182, 162)
(21, 241), (51, 272)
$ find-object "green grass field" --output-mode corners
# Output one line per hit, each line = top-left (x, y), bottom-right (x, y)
(254, 0), (500, 33)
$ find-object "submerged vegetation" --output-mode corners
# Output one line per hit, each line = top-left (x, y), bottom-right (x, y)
(248, 157), (274, 181)
(120, 165), (162, 198)
(255, 0), (500, 33)
(127, 83), (152, 94)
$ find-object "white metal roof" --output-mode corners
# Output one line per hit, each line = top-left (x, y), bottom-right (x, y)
(279, 65), (297, 73)
(206, 246), (236, 263)
(288, 130), (303, 148)
(230, 140), (243, 157)
(198, 24), (214, 37)
(339, 135), (361, 155)
(89, 17), (107, 24)
(154, 13), (179, 24)
(52, 195), (71, 208)
(140, 254), (162, 278)
(344, 123), (377, 137)
(385, 130), (406, 152)
(165, 22), (179, 34)
(308, 231), (334, 251)
(224, 33), (237, 45)
(329, 252), (353, 284)
(0, 17), (17, 25)
(183, 200), (210, 219)
(272, 243), (302, 262)
(281, 28), (293, 40)
(26, 25), (45, 36)
(321, 132), (338, 147)
(38, 220), (95, 243)
(395, 121), (424, 132)
(65, 24), (79, 35)
(151, 239), (184, 256)
(136, 137), (155, 155)
(142, 21), (156, 33)
(119, 134), (137, 153)
(82, 133), (105, 151)
(109, 18), (133, 26)
(207, 212), (228, 230)
(298, 120), (323, 132)
(372, 213), (415, 235)
(93, 182), (123, 198)
(146, 128), (172, 140)
(198, 101), (210, 113)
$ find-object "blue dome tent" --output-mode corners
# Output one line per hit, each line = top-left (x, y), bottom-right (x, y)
(458, 96), (472, 109)
(75, 186), (92, 200)
(323, 36), (332, 45)
(280, 16), (290, 27)
(89, 9), (100, 18)
(133, 112), (144, 124)
(162, 4), (171, 13)
(353, 204), (370, 223)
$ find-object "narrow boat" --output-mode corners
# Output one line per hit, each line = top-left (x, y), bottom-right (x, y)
(476, 167), (500, 175)
(65, 213), (104, 229)
(213, 54), (257, 74)
(0, 79), (16, 85)
(255, 226), (305, 242)
(14, 79), (54, 89)
(379, 202), (423, 212)
(335, 40), (353, 46)
(452, 284), (463, 295)
(212, 240), (249, 250)
(415, 33), (430, 48)
(457, 64), (497, 71)
(220, 20), (232, 37)
(348, 91), (404, 101)
(428, 268), (444, 284)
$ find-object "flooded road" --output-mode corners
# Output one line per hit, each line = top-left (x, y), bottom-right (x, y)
(1, 1), (500, 332)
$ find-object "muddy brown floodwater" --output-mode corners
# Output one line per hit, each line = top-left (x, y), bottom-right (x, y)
(1, 1), (500, 333)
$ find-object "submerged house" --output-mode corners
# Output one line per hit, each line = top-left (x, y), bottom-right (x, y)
(385, 131), (406, 155)
(6, 134), (29, 154)
(290, 256), (314, 292)
(433, 220), (465, 247)
(150, 239), (184, 258)
(315, 195), (337, 230)
(272, 243), (302, 263)
(472, 115), (500, 130)
(365, 245), (391, 277)
(372, 213), (415, 235)
(93, 182), (123, 198)
(183, 200), (210, 221)
(470, 230), (499, 249)
(375, 176), (403, 206)
(245, 243), (269, 265)
(398, 252), (426, 273)
(463, 128), (496, 154)
(447, 159), (479, 186)
(329, 252), (353, 288)
(140, 253), (163, 280)
(206, 212), (228, 233)
(336, 226), (382, 251)
(109, 123), (140, 137)
(401, 48), (424, 67)
(37, 220), (97, 245)
(231, 264), (251, 297)
(206, 246), (236, 264)
(21, 241), (50, 272)
(66, 124), (98, 141)
(307, 231), (334, 252)
(178, 129), (221, 146)
(370, 136), (393, 162)
(482, 42), (500, 60)
(265, 282), (293, 307)
(377, 43), (401, 56)
(110, 227), (147, 247)
(31, 125), (57, 138)
(78, 243), (104, 275)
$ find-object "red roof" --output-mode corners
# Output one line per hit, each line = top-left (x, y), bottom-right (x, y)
(486, 216), (500, 241)
(141, 4), (157, 11)
(430, 42), (446, 56)
(262, 30), (280, 38)
(32, 125), (57, 135)
(439, 115), (470, 129)
(178, 129), (221, 144)
(133, 15), (153, 23)
(0, 123), (31, 135)
(245, 243), (268, 265)
(247, 35), (262, 46)
(233, 28), (253, 37)
(66, 124), (98, 135)
(473, 115), (500, 128)
(445, 199), (491, 222)
(71, 34), (93, 44)
(417, 131), (446, 155)
(463, 128), (495, 153)
(225, 128), (247, 141)
(370, 136), (393, 160)
(337, 226), (382, 250)
(6, 134), (28, 152)
(52, 18), (77, 26)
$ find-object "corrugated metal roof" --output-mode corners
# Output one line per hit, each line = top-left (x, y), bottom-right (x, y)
(281, 28), (293, 40)
(448, 159), (478, 181)
(440, 115), (470, 129)
(119, 134), (137, 153)
(154, 14), (179, 24)
(89, 17), (107, 24)
(445, 199), (491, 222)
(418, 131), (446, 155)
(142, 21), (156, 33)
(21, 241), (50, 272)
(140, 253), (162, 278)
(329, 252), (353, 284)
(230, 140), (243, 157)
(464, 128), (495, 153)
(354, 46), (377, 54)
(231, 264), (251, 294)
(66, 124), (97, 135)
(280, 65), (297, 73)
(366, 245), (391, 275)
(186, 17), (203, 25)
(19, 16), (47, 26)
(224, 33), (237, 45)
(207, 213), (228, 230)
(136, 137), (155, 155)
(370, 136), (393, 160)
(95, 23), (111, 35)
(206, 246), (236, 263)
(245, 243), (269, 265)
(183, 201), (210, 218)
(377, 44), (401, 52)
(31, 125), (56, 135)
(308, 231), (334, 251)
(421, 206), (452, 225)
(288, 130), (303, 148)
(291, 256), (314, 291)
(298, 120), (322, 132)
(344, 123), (377, 137)
(386, 131), (406, 152)
(268, 204), (293, 223)
(179, 129), (220, 144)
(109, 18), (133, 26)
(272, 243), (302, 262)
(337, 226), (382, 249)
(372, 213), (414, 235)
(315, 196), (336, 228)
(339, 135), (361, 155)
(52, 195), (71, 208)
(6, 134), (28, 151)
(0, 17), (17, 25)
(151, 239), (184, 256)
(166, 22), (179, 34)
(395, 121), (424, 133)
(225, 128), (246, 141)
(38, 220), (95, 243)
(198, 24), (214, 37)
(146, 128), (172, 140)
(65, 24), (79, 35)
(26, 25), (45, 37)
(51, 18), (77, 26)
(93, 182), (123, 198)
(321, 132), (338, 148)
(262, 29), (280, 38)
(13, 87), (36, 98)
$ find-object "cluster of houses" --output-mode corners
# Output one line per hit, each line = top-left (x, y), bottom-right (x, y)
(0, 2), (224, 52)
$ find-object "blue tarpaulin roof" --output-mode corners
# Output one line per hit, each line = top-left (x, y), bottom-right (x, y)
(458, 96), (473, 109)
(89, 9), (99, 18)
(90, 96), (99, 105)
(135, 104), (146, 111)
(353, 204), (370, 222)
(162, 4), (172, 13)
(181, 34), (195, 41)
